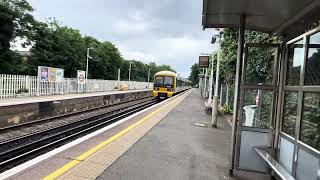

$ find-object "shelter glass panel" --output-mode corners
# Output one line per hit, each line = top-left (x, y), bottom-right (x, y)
(279, 137), (294, 173)
(281, 91), (299, 137)
(300, 92), (320, 151)
(286, 39), (304, 86)
(309, 31), (320, 44)
(245, 47), (276, 85)
(242, 89), (273, 129)
(305, 32), (320, 85)
(296, 147), (319, 180)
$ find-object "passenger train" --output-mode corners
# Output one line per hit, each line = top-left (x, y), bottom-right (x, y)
(152, 71), (192, 99)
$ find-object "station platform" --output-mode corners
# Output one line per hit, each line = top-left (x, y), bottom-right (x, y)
(0, 89), (151, 107)
(2, 89), (270, 180)
(0, 89), (152, 129)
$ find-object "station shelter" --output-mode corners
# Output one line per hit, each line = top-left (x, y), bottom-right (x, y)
(202, 1), (320, 179)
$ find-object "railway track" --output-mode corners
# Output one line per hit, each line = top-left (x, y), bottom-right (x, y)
(0, 96), (156, 143)
(0, 97), (158, 172)
(0, 96), (154, 132)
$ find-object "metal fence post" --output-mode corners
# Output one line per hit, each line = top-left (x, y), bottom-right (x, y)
(220, 84), (224, 106)
(226, 83), (230, 106)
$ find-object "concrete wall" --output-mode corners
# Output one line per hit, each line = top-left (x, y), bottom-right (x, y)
(0, 90), (152, 129)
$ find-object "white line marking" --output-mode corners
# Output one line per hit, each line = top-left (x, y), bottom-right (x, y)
(0, 96), (175, 180)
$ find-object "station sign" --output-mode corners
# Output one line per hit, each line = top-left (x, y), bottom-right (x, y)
(77, 70), (86, 84)
(198, 56), (209, 68)
(38, 66), (64, 82)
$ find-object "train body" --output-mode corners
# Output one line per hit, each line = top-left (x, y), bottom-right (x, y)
(152, 71), (192, 99)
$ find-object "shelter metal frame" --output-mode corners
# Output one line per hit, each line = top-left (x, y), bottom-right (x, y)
(277, 26), (320, 178)
(234, 43), (281, 172)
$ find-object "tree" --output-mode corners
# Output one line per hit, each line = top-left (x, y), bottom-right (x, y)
(120, 61), (176, 82)
(84, 36), (123, 80)
(0, 0), (35, 49)
(189, 63), (200, 85)
(0, 1), (176, 80)
(29, 21), (87, 77)
(0, 0), (36, 74)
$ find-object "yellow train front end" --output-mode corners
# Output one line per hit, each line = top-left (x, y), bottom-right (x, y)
(152, 71), (176, 99)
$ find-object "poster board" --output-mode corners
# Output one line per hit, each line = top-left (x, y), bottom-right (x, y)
(77, 70), (86, 84)
(38, 66), (64, 82)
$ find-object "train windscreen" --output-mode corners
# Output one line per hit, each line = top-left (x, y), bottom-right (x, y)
(154, 76), (174, 87)
(164, 76), (174, 86)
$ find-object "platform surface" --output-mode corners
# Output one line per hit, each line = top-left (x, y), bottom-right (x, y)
(3, 89), (270, 180)
(0, 89), (151, 107)
(97, 89), (270, 180)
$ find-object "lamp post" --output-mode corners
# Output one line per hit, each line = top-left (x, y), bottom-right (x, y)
(211, 31), (222, 128)
(147, 68), (151, 88)
(118, 69), (121, 89)
(86, 47), (94, 92)
(208, 53), (214, 105)
(128, 62), (132, 89)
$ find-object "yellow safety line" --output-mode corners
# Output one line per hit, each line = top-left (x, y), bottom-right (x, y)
(43, 91), (189, 180)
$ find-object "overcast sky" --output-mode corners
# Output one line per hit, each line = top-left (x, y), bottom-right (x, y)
(26, 0), (218, 77)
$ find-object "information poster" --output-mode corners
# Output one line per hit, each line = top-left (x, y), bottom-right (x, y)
(39, 66), (49, 82)
(49, 67), (56, 82)
(56, 68), (64, 82)
(38, 66), (64, 82)
(77, 70), (86, 84)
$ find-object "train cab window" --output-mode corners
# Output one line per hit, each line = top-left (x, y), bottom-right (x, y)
(164, 76), (174, 86)
(154, 76), (164, 87)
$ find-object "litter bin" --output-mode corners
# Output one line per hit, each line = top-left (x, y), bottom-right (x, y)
(243, 105), (258, 127)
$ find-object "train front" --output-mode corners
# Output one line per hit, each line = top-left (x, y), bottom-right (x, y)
(152, 71), (176, 99)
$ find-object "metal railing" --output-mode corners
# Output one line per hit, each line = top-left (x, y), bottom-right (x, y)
(0, 74), (153, 98)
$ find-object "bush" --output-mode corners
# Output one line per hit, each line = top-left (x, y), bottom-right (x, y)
(16, 88), (29, 94)
(221, 104), (232, 113)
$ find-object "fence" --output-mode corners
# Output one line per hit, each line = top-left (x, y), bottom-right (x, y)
(199, 76), (234, 110)
(0, 74), (153, 99)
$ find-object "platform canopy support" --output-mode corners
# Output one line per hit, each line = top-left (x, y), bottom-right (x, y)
(230, 14), (245, 174)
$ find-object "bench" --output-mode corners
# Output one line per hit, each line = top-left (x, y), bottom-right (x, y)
(254, 147), (295, 180)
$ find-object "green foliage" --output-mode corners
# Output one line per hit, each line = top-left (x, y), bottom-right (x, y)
(0, 0), (36, 74)
(219, 28), (281, 84)
(221, 104), (232, 113)
(28, 21), (87, 77)
(0, 0), (35, 49)
(120, 61), (175, 81)
(16, 87), (28, 93)
(28, 20), (175, 80)
(0, 1), (175, 80)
